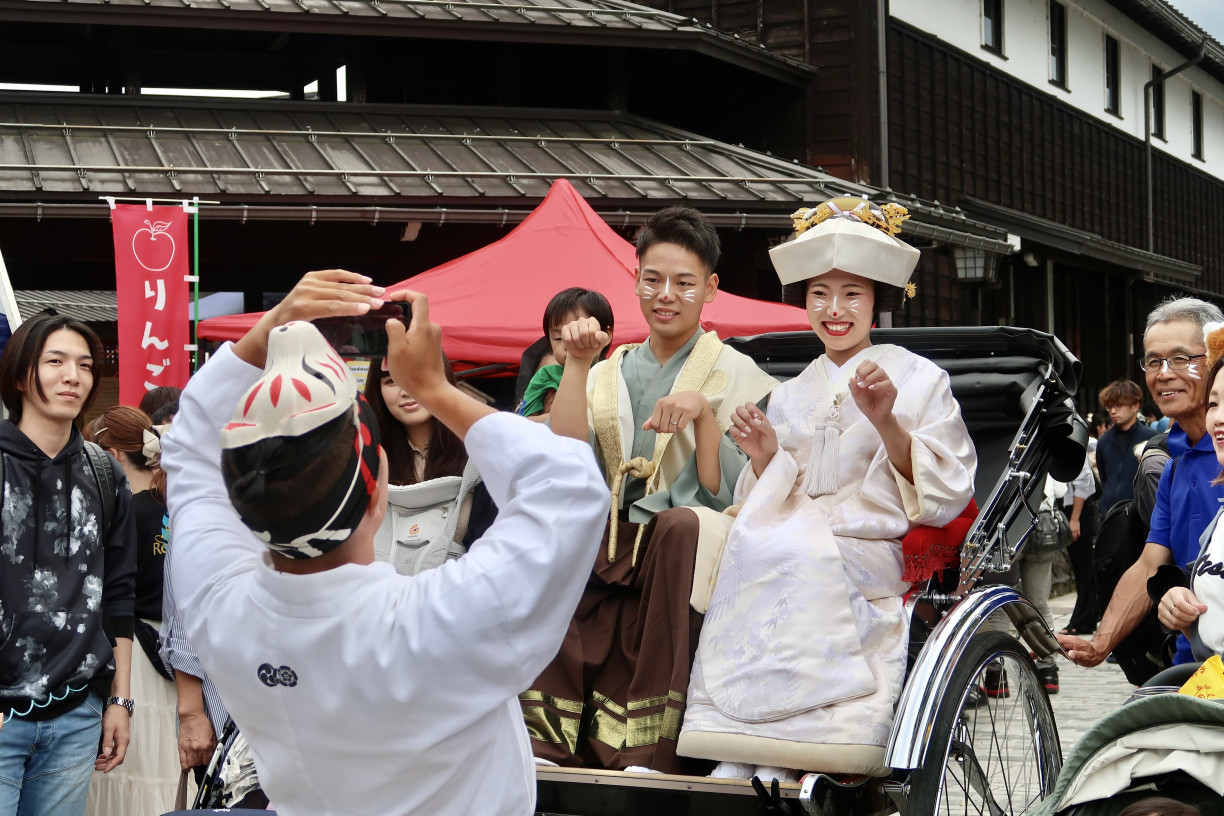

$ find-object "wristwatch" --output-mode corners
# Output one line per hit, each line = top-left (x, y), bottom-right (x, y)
(105, 696), (135, 716)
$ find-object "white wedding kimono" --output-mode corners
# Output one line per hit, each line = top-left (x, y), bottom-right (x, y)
(677, 344), (977, 775)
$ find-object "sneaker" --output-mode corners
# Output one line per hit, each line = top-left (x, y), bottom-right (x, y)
(1038, 667), (1059, 694)
(980, 665), (1010, 698)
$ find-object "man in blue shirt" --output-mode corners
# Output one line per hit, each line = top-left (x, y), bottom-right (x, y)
(1060, 297), (1224, 669)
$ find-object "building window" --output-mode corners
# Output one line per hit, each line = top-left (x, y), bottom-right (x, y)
(1049, 1), (1068, 88)
(982, 0), (1004, 55)
(1151, 64), (1166, 139)
(1104, 35), (1120, 115)
(1192, 90), (1205, 159)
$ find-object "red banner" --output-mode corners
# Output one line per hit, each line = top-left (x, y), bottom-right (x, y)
(112, 204), (191, 406)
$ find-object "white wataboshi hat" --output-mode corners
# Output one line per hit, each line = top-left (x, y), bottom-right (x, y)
(769, 197), (921, 288)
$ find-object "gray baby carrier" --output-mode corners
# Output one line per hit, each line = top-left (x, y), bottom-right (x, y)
(373, 460), (482, 576)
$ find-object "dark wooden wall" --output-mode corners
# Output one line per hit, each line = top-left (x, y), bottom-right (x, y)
(887, 20), (1224, 295)
(635, 0), (878, 182)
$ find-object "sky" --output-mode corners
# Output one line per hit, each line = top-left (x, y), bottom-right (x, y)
(1170, 0), (1224, 42)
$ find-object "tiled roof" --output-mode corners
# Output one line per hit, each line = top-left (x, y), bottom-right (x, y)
(0, 94), (1014, 253)
(1106, 0), (1224, 85)
(0, 0), (812, 82)
(16, 289), (118, 323)
(0, 96), (863, 205)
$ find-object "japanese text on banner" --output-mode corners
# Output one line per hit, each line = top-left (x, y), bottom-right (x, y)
(112, 204), (191, 405)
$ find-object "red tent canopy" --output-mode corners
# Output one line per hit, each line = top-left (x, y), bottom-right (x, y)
(197, 179), (811, 365)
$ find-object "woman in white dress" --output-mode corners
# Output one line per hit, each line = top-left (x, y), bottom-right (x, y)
(678, 198), (978, 780)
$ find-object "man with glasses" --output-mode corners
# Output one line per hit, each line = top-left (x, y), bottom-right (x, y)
(1060, 297), (1224, 672)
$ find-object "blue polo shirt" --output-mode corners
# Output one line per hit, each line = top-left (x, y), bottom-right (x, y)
(1147, 424), (1224, 663)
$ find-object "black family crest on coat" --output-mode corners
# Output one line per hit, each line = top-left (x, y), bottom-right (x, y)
(257, 662), (298, 688)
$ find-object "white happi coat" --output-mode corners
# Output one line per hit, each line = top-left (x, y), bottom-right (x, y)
(678, 344), (977, 775)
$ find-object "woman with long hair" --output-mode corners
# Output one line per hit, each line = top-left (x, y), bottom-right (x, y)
(364, 356), (494, 575)
(365, 356), (466, 485)
(86, 406), (189, 814)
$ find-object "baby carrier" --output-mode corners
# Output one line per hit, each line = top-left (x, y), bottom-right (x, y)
(373, 460), (482, 576)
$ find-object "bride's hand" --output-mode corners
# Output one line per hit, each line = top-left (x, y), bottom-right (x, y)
(729, 403), (777, 475)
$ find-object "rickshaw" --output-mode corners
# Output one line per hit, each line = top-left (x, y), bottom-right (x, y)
(535, 325), (1087, 816)
(188, 325), (1087, 816)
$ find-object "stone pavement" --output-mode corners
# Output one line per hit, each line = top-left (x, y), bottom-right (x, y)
(1044, 592), (1137, 758)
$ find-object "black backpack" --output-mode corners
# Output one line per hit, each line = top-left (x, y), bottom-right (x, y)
(1092, 435), (1177, 685)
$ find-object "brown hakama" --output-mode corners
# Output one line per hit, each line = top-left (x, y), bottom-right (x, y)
(520, 506), (711, 774)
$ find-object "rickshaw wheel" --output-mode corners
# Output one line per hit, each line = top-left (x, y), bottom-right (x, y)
(904, 630), (1061, 816)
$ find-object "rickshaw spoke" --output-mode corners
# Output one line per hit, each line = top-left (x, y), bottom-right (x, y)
(949, 736), (1006, 816)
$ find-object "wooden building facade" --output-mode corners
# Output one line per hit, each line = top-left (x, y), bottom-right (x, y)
(2, 0), (1222, 404)
(632, 0), (1224, 406)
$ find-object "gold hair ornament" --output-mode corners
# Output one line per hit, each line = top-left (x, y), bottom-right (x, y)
(789, 198), (911, 238)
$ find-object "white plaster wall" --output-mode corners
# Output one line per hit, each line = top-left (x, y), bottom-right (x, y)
(890, 0), (1224, 178)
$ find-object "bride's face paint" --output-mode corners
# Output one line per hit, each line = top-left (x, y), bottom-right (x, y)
(805, 270), (876, 364)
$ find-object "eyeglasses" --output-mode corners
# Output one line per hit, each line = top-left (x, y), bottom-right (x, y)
(1137, 353), (1207, 373)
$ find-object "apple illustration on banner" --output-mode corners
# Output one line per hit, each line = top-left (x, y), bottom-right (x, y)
(131, 220), (177, 272)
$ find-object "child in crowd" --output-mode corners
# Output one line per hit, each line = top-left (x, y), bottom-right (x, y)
(519, 288), (614, 418)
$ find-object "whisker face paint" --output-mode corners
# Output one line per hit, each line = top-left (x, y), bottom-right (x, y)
(640, 283), (655, 300)
(682, 290), (697, 302)
(1188, 363), (1202, 380)
(809, 297), (826, 313)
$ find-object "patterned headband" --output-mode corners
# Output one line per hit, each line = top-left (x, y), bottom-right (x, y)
(221, 321), (381, 559)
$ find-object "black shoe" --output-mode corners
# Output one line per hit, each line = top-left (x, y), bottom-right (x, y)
(980, 664), (1009, 698)
(1038, 667), (1059, 694)
(1105, 653), (1119, 664)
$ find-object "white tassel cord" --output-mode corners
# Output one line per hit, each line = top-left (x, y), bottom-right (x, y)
(800, 394), (844, 498)
(801, 422), (841, 497)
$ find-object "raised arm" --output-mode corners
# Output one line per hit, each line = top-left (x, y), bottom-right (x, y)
(548, 317), (609, 442)
(378, 295), (608, 703)
(383, 290), (494, 441)
(165, 270), (387, 615)
(394, 414), (609, 705)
